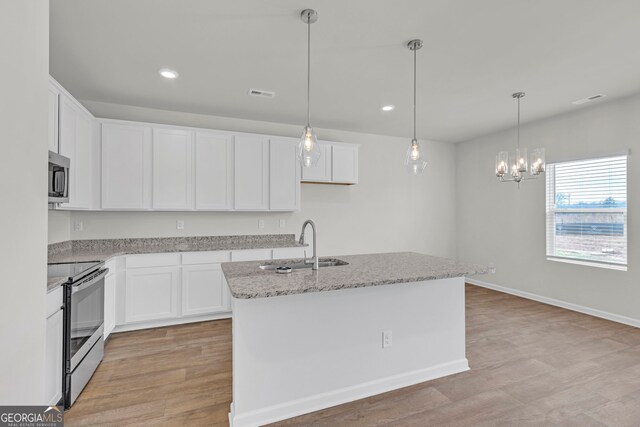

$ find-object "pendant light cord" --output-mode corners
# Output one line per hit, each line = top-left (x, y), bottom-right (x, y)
(307, 14), (311, 126)
(413, 46), (417, 142)
(517, 96), (520, 150)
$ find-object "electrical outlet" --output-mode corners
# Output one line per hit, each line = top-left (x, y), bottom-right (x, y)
(176, 220), (185, 230)
(258, 219), (265, 229)
(73, 221), (83, 232)
(382, 331), (392, 348)
(279, 219), (286, 228)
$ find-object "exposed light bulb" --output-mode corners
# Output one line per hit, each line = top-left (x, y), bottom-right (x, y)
(298, 125), (320, 167)
(410, 144), (420, 161)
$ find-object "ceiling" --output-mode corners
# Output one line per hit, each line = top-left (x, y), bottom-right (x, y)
(50, 0), (640, 143)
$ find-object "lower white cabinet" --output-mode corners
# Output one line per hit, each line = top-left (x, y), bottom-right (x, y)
(45, 288), (63, 406)
(182, 264), (229, 316)
(104, 270), (116, 339)
(124, 266), (180, 323)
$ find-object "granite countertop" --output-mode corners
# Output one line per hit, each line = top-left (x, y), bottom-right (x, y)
(47, 277), (67, 293)
(221, 252), (494, 299)
(48, 235), (304, 264)
(47, 235), (305, 292)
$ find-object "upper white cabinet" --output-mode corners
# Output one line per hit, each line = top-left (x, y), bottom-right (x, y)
(301, 142), (332, 182)
(47, 82), (59, 153)
(302, 142), (359, 185)
(332, 144), (359, 184)
(152, 128), (193, 210)
(270, 138), (301, 211)
(102, 123), (152, 209)
(234, 136), (269, 210)
(195, 132), (234, 210)
(58, 92), (93, 209)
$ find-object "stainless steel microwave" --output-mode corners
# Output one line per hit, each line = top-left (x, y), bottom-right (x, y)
(48, 151), (70, 203)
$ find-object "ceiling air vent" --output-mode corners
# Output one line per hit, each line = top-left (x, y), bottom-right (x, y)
(248, 89), (275, 98)
(572, 94), (606, 105)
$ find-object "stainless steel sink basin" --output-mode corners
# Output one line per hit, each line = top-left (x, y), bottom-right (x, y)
(259, 258), (349, 271)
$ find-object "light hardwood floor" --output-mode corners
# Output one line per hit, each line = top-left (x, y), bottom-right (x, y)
(66, 285), (640, 426)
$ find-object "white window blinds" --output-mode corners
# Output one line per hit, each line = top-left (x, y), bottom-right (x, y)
(546, 155), (627, 269)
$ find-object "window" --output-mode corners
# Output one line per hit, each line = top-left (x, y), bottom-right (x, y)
(546, 155), (627, 270)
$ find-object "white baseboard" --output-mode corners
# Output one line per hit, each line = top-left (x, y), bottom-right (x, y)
(228, 358), (469, 427)
(111, 311), (231, 334)
(467, 278), (640, 328)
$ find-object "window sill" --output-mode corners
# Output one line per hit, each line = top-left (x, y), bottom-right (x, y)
(547, 257), (627, 271)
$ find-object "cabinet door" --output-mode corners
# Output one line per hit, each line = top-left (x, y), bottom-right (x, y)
(104, 273), (116, 339)
(102, 123), (152, 209)
(152, 128), (193, 210)
(182, 264), (228, 316)
(45, 309), (63, 406)
(125, 266), (179, 323)
(234, 136), (269, 210)
(301, 142), (332, 182)
(194, 132), (233, 210)
(48, 83), (59, 153)
(58, 98), (93, 210)
(332, 144), (359, 183)
(270, 138), (300, 211)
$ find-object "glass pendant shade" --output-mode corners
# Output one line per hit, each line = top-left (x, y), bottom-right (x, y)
(529, 147), (546, 175)
(495, 151), (509, 177)
(404, 139), (427, 175)
(298, 125), (321, 167)
(515, 148), (528, 173)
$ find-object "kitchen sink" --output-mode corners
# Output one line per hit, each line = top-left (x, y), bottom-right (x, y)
(259, 258), (349, 271)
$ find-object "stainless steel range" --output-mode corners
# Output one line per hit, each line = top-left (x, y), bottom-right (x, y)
(48, 261), (108, 408)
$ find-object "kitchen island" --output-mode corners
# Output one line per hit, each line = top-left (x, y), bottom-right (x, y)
(222, 252), (492, 427)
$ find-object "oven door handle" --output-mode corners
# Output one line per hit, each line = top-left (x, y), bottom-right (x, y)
(72, 268), (108, 294)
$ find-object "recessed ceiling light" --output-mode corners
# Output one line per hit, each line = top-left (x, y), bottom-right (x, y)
(381, 105), (395, 112)
(159, 68), (179, 79)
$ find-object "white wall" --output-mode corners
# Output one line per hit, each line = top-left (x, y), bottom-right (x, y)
(0, 1), (48, 404)
(54, 101), (458, 258)
(457, 94), (640, 322)
(48, 210), (70, 244)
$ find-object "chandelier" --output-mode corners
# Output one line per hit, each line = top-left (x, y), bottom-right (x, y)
(495, 92), (545, 185)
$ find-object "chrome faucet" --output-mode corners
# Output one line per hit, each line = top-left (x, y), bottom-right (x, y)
(298, 219), (318, 270)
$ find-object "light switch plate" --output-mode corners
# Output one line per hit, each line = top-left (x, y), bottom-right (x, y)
(176, 220), (185, 230)
(73, 221), (83, 232)
(279, 219), (286, 228)
(258, 219), (265, 229)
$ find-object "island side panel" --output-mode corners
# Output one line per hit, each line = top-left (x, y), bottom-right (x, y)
(229, 277), (468, 427)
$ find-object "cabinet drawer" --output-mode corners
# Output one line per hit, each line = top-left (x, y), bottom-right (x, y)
(47, 286), (64, 318)
(231, 249), (273, 262)
(125, 253), (181, 269)
(182, 251), (230, 265)
(272, 247), (307, 260)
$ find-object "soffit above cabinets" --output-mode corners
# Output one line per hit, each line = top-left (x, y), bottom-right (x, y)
(50, 0), (640, 142)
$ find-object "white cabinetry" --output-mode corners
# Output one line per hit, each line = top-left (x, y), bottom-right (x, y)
(270, 138), (301, 211)
(152, 128), (193, 210)
(124, 266), (180, 323)
(332, 144), (359, 184)
(234, 136), (269, 210)
(58, 93), (93, 209)
(301, 142), (332, 182)
(272, 247), (307, 260)
(48, 82), (59, 152)
(194, 132), (234, 210)
(45, 287), (63, 406)
(231, 249), (273, 262)
(182, 264), (229, 315)
(301, 142), (359, 184)
(104, 259), (116, 340)
(101, 123), (152, 209)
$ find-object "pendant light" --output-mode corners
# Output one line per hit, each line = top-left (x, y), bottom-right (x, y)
(298, 9), (321, 168)
(404, 39), (427, 175)
(495, 92), (545, 186)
